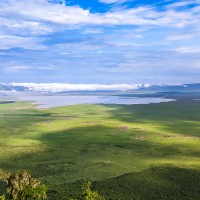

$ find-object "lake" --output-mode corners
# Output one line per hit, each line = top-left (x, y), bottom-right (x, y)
(16, 94), (175, 108)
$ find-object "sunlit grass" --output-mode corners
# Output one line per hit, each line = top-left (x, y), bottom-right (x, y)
(0, 98), (199, 199)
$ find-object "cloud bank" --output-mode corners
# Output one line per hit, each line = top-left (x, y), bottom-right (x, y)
(11, 83), (151, 92)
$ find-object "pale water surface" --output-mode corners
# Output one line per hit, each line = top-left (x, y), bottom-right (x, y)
(17, 95), (175, 108)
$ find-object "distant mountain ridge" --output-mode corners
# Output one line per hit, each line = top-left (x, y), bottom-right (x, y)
(0, 84), (28, 92)
(0, 83), (200, 93)
(139, 83), (200, 92)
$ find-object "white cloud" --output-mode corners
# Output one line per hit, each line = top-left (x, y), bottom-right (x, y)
(81, 28), (103, 34)
(176, 46), (200, 54)
(166, 0), (200, 9)
(0, 17), (54, 35)
(0, 35), (46, 49)
(5, 65), (33, 73)
(1, 0), (199, 29)
(99, 0), (127, 4)
(11, 83), (151, 92)
(166, 34), (194, 41)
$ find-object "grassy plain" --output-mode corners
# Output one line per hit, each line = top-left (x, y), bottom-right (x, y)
(0, 95), (200, 199)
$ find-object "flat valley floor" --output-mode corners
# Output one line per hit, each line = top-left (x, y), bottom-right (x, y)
(0, 94), (200, 199)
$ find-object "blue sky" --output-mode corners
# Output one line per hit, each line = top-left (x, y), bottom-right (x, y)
(0, 0), (200, 84)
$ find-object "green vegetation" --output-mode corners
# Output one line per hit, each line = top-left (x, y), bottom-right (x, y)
(93, 165), (200, 200)
(80, 181), (105, 200)
(0, 195), (5, 200)
(0, 170), (47, 200)
(0, 95), (199, 199)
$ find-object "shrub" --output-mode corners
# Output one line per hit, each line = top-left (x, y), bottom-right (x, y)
(81, 181), (105, 200)
(0, 170), (47, 200)
(0, 195), (5, 200)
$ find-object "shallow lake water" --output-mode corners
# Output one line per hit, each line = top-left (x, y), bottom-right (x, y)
(17, 95), (175, 108)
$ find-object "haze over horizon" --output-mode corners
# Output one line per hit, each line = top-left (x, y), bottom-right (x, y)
(1, 0), (200, 84)
(1, 82), (199, 93)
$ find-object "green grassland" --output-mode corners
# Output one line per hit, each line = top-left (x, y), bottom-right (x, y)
(0, 96), (200, 199)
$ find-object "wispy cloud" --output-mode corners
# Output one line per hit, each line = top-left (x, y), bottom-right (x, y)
(0, 35), (45, 49)
(166, 0), (200, 9)
(166, 34), (197, 41)
(1, 0), (200, 28)
(176, 46), (200, 54)
(99, 0), (127, 4)
(5, 65), (33, 73)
